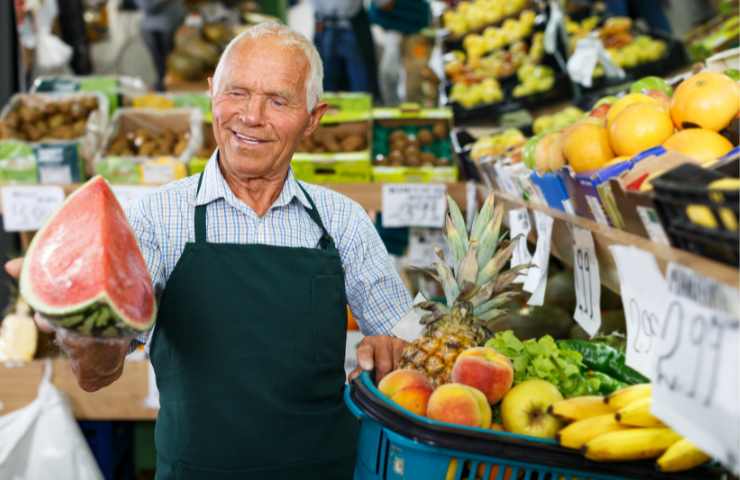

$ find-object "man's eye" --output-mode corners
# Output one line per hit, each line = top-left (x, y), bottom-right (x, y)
(228, 90), (245, 97)
(271, 98), (286, 107)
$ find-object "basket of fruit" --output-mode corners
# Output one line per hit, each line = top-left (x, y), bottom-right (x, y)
(344, 194), (727, 480)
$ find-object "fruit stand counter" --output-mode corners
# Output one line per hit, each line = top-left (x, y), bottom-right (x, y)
(484, 186), (740, 292)
(0, 358), (157, 420)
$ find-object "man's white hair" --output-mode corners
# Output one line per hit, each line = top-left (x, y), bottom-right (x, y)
(211, 22), (324, 112)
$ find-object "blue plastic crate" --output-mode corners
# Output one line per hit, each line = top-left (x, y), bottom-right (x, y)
(345, 372), (723, 480)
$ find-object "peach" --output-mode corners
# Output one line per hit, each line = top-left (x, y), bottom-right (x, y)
(378, 369), (432, 397)
(451, 347), (514, 404)
(390, 385), (433, 416)
(427, 383), (492, 428)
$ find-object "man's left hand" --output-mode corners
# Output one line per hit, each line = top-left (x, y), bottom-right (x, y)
(351, 335), (407, 383)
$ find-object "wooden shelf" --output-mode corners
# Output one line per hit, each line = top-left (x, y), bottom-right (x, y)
(485, 187), (740, 293)
(0, 358), (156, 420)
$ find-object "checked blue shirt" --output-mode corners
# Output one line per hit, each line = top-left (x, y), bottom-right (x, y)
(125, 152), (412, 346)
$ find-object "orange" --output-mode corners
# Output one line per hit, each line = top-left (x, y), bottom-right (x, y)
(608, 103), (674, 156)
(663, 128), (734, 165)
(670, 71), (740, 131)
(562, 122), (615, 172)
(606, 93), (659, 126)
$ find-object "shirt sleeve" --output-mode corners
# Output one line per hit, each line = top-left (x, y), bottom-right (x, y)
(124, 197), (166, 348)
(338, 202), (412, 336)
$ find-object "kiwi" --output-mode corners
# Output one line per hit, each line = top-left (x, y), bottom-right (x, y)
(48, 114), (65, 129)
(420, 152), (436, 166)
(388, 150), (404, 166)
(139, 141), (157, 156)
(389, 130), (407, 144)
(432, 122), (448, 139)
(406, 154), (422, 167)
(417, 129), (434, 145)
(403, 145), (420, 160)
(341, 133), (365, 152)
(374, 154), (389, 166)
(434, 156), (450, 167)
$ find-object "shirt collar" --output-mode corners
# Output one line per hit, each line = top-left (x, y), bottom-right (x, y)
(194, 150), (312, 211)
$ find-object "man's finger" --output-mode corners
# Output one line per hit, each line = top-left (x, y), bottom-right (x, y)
(373, 340), (394, 383)
(348, 367), (362, 381)
(33, 313), (56, 334)
(5, 257), (23, 279)
(391, 337), (405, 369)
(356, 342), (374, 372)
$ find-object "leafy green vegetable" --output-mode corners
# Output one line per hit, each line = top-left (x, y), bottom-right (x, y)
(485, 330), (594, 398)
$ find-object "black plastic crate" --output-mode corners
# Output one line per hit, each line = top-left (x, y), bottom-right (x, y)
(651, 154), (740, 267)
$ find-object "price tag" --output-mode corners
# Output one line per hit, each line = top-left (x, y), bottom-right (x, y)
(572, 226), (601, 337)
(585, 195), (610, 226)
(465, 181), (478, 230)
(508, 208), (532, 284)
(382, 184), (447, 228)
(405, 228), (447, 269)
(111, 186), (157, 211)
(652, 263), (740, 475)
(523, 211), (553, 294)
(1, 186), (65, 232)
(609, 245), (669, 380)
(636, 206), (670, 246)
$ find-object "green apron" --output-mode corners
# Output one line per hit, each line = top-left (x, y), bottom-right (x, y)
(150, 173), (358, 479)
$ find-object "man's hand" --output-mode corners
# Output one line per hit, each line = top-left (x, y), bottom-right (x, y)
(350, 335), (407, 383)
(5, 257), (133, 392)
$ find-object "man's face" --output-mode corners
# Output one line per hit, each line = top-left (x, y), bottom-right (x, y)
(209, 36), (325, 180)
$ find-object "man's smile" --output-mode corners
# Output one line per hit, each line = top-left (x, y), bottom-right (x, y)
(230, 129), (272, 146)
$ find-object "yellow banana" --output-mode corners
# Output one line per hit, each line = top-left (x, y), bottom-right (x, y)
(605, 383), (651, 410)
(584, 428), (681, 462)
(549, 396), (615, 422)
(557, 414), (630, 450)
(657, 438), (711, 472)
(615, 397), (664, 427)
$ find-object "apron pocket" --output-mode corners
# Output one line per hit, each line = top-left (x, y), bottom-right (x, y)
(311, 274), (347, 365)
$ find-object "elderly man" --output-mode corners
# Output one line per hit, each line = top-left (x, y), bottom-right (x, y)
(6, 22), (411, 479)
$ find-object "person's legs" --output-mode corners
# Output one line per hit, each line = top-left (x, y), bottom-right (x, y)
(336, 28), (371, 92)
(314, 26), (344, 92)
(633, 0), (672, 34)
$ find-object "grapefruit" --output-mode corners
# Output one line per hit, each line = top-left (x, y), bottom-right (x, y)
(606, 93), (659, 126)
(20, 176), (156, 337)
(663, 128), (734, 165)
(608, 103), (674, 156)
(670, 71), (740, 131)
(563, 122), (615, 173)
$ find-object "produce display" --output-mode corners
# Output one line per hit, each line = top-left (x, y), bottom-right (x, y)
(0, 95), (99, 142)
(19, 176), (157, 337)
(0, 299), (37, 362)
(297, 124), (367, 154)
(167, 23), (234, 82)
(442, 0), (529, 39)
(107, 127), (191, 157)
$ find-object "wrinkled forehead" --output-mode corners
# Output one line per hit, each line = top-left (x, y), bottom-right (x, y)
(216, 36), (309, 91)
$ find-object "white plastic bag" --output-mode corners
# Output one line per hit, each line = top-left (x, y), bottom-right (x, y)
(0, 361), (103, 480)
(34, 0), (73, 71)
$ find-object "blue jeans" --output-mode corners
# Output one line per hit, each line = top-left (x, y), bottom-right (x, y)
(604, 0), (672, 34)
(314, 25), (371, 92)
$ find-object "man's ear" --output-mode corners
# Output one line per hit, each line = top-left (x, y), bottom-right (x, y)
(304, 102), (329, 137)
(207, 77), (213, 95)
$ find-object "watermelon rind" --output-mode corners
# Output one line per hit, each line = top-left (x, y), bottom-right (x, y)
(19, 176), (156, 337)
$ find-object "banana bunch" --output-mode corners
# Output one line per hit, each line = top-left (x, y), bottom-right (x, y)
(551, 384), (712, 472)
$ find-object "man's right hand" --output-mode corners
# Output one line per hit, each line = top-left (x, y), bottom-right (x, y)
(5, 257), (133, 392)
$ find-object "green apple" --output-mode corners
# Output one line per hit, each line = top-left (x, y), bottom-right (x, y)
(501, 379), (563, 438)
(630, 76), (673, 96)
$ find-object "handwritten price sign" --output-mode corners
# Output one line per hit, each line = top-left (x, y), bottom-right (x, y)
(572, 227), (601, 336)
(1, 186), (65, 232)
(381, 184), (447, 228)
(652, 264), (740, 476)
(508, 208), (532, 284)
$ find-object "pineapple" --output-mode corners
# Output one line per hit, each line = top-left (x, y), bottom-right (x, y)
(399, 193), (524, 386)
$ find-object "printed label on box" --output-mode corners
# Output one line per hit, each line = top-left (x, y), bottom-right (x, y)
(637, 206), (670, 246)
(585, 195), (610, 226)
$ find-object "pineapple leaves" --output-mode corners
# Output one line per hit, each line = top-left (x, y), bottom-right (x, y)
(447, 195), (468, 250)
(408, 266), (440, 284)
(477, 308), (506, 322)
(475, 204), (505, 269)
(477, 239), (516, 286)
(473, 291), (519, 316)
(493, 264), (530, 293)
(435, 249), (460, 307)
(469, 193), (494, 243)
(445, 216), (466, 266)
(456, 240), (479, 287)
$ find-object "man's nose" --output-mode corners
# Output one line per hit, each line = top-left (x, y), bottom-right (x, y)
(238, 96), (266, 125)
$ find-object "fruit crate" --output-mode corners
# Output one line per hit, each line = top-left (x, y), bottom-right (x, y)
(345, 372), (724, 480)
(651, 150), (740, 267)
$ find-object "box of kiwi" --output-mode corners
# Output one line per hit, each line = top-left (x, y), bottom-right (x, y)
(371, 106), (457, 183)
(189, 122), (216, 175)
(31, 75), (148, 115)
(0, 92), (108, 184)
(129, 91), (212, 122)
(95, 108), (203, 185)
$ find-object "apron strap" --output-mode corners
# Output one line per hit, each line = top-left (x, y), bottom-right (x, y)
(296, 181), (336, 251)
(194, 173), (207, 244)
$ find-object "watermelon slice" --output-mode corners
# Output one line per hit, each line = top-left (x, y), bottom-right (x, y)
(20, 176), (156, 337)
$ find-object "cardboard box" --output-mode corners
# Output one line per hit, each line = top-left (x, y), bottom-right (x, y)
(95, 108), (202, 185)
(32, 75), (147, 115)
(293, 120), (372, 183)
(530, 171), (572, 213)
(0, 92), (109, 183)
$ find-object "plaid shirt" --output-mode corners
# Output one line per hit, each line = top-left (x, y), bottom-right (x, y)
(126, 152), (411, 346)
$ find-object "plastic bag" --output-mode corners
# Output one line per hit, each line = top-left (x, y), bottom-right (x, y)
(34, 0), (73, 71)
(0, 360), (103, 480)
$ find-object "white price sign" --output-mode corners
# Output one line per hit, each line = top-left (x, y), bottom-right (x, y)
(572, 226), (601, 337)
(381, 184), (447, 228)
(111, 186), (157, 211)
(652, 264), (740, 475)
(508, 208), (532, 284)
(1, 186), (65, 232)
(609, 245), (669, 380)
(523, 211), (553, 294)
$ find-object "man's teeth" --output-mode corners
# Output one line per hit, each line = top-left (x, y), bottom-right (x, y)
(234, 132), (262, 143)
